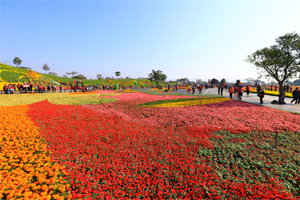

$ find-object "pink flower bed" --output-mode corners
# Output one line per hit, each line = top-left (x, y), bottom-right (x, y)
(84, 92), (300, 132)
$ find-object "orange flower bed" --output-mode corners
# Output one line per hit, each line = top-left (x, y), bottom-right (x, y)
(0, 105), (71, 200)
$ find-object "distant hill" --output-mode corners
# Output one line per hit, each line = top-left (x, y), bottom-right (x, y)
(0, 63), (155, 88)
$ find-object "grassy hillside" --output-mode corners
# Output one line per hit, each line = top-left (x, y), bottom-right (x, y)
(0, 63), (157, 88)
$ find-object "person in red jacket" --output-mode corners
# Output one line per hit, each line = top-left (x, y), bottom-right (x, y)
(237, 86), (244, 100)
(229, 86), (234, 99)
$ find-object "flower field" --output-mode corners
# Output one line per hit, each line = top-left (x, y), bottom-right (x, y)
(1, 91), (300, 199)
(0, 93), (119, 106)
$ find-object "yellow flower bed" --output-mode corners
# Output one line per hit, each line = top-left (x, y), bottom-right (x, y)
(0, 93), (119, 106)
(142, 97), (231, 108)
(265, 91), (293, 97)
(250, 89), (293, 97)
(0, 106), (71, 200)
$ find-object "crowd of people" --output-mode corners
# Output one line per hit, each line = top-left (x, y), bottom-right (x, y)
(2, 83), (35, 94)
(225, 84), (299, 105)
(2, 82), (300, 106)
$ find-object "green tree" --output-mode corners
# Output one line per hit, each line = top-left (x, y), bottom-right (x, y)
(13, 57), (22, 67)
(96, 74), (102, 79)
(48, 72), (57, 76)
(220, 78), (226, 85)
(148, 69), (167, 87)
(210, 78), (219, 85)
(43, 63), (50, 74)
(115, 71), (121, 79)
(177, 78), (189, 84)
(247, 33), (300, 104)
(72, 74), (85, 79)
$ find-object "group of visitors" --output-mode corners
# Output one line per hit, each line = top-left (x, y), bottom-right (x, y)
(283, 84), (293, 93)
(228, 85), (247, 101)
(228, 85), (265, 104)
(167, 85), (178, 92)
(33, 85), (62, 93)
(2, 84), (34, 94)
(71, 84), (96, 92)
(2, 84), (16, 94)
(189, 84), (204, 94)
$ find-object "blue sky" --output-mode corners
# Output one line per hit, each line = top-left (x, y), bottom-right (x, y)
(1, 0), (300, 82)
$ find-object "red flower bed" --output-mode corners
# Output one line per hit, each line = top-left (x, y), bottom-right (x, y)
(27, 100), (298, 199)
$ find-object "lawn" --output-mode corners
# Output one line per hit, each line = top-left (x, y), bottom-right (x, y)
(1, 91), (300, 199)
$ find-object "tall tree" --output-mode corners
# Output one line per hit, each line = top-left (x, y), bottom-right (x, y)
(115, 71), (121, 79)
(43, 63), (50, 74)
(148, 69), (167, 87)
(96, 74), (102, 79)
(13, 57), (22, 67)
(220, 78), (226, 85)
(247, 32), (300, 104)
(210, 78), (219, 85)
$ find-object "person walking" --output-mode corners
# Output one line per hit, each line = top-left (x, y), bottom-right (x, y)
(246, 85), (250, 96)
(257, 85), (261, 96)
(259, 89), (265, 104)
(234, 86), (237, 98)
(199, 85), (202, 94)
(220, 85), (224, 96)
(229, 86), (234, 99)
(291, 88), (299, 104)
(192, 85), (195, 94)
(237, 86), (243, 100)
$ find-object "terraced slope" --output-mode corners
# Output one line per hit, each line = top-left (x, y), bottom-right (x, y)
(0, 63), (155, 88)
